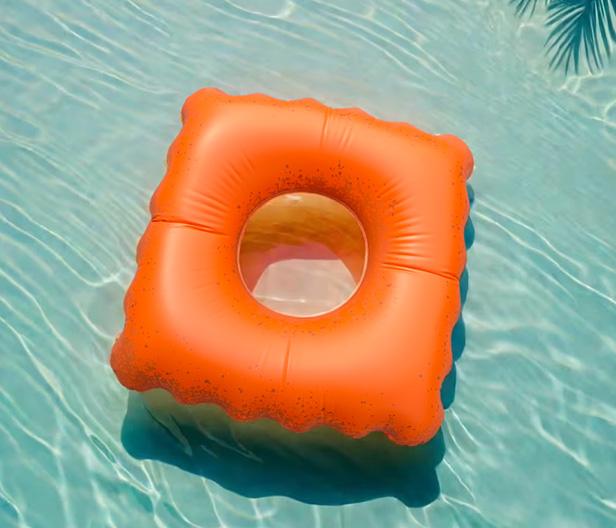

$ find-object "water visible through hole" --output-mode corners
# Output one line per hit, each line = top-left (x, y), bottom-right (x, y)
(238, 192), (367, 317)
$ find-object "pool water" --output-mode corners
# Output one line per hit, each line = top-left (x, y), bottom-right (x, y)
(1, 0), (616, 527)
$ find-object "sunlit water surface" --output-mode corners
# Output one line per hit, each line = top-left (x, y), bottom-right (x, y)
(1, 0), (616, 526)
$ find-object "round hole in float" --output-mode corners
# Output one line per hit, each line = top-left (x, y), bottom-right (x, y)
(238, 192), (367, 317)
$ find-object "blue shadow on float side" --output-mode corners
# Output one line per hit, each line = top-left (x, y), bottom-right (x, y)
(441, 183), (474, 410)
(120, 185), (475, 508)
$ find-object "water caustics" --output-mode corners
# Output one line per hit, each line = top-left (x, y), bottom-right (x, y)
(1, 0), (616, 527)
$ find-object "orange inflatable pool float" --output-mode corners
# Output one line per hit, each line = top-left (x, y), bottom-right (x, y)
(111, 88), (474, 446)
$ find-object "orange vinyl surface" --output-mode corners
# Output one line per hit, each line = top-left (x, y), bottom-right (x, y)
(110, 88), (474, 446)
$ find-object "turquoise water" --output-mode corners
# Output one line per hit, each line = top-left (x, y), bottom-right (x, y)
(1, 0), (616, 526)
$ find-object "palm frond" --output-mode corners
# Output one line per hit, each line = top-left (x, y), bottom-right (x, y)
(545, 0), (616, 74)
(509, 0), (549, 17)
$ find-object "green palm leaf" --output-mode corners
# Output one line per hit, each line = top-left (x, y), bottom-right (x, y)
(510, 0), (548, 17)
(545, 0), (616, 73)
(510, 0), (616, 73)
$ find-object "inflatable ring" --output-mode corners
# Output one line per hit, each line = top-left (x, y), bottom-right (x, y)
(111, 88), (474, 446)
